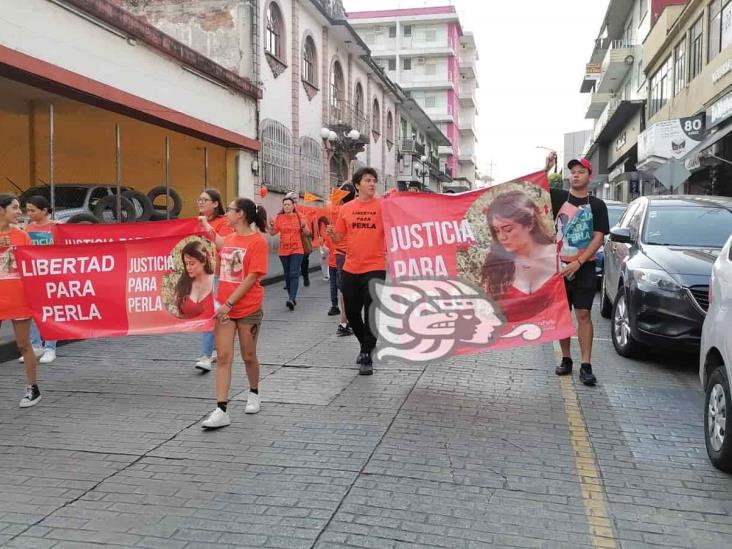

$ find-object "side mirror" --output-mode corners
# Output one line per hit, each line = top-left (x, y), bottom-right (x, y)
(609, 227), (633, 244)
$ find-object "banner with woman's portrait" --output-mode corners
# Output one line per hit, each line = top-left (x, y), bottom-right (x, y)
(15, 235), (216, 340)
(376, 171), (575, 362)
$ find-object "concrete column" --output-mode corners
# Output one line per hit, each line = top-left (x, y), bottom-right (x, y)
(321, 26), (330, 192)
(291, 0), (301, 193)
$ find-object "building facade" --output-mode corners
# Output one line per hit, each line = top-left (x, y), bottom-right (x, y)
(348, 6), (479, 190)
(0, 0), (260, 217)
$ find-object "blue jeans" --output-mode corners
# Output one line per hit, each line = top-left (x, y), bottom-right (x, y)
(30, 320), (56, 351)
(200, 275), (219, 357)
(281, 254), (304, 302)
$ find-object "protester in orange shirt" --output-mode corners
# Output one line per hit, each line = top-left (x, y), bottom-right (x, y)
(328, 168), (386, 375)
(327, 182), (356, 337)
(269, 196), (310, 311)
(0, 194), (41, 408)
(198, 198), (268, 429)
(195, 188), (233, 372)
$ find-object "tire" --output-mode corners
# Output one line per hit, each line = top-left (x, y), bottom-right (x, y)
(93, 195), (136, 223)
(600, 275), (612, 319)
(611, 288), (643, 358)
(122, 190), (153, 221)
(65, 212), (100, 224)
(149, 208), (176, 221)
(705, 366), (732, 472)
(147, 186), (182, 218)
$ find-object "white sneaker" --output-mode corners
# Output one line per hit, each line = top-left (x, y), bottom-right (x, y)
(39, 349), (56, 364)
(19, 347), (44, 363)
(201, 407), (230, 429)
(195, 356), (212, 372)
(211, 351), (217, 363)
(245, 392), (261, 414)
(19, 385), (41, 408)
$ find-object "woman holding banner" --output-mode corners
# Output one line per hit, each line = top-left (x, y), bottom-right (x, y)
(0, 193), (42, 407)
(194, 188), (232, 372)
(268, 197), (310, 311)
(22, 195), (57, 365)
(481, 190), (559, 322)
(199, 198), (268, 429)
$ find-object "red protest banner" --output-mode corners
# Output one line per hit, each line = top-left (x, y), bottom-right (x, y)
(376, 171), (573, 361)
(52, 218), (203, 245)
(16, 235), (216, 340)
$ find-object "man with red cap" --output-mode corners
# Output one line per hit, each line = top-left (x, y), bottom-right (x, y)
(546, 152), (609, 386)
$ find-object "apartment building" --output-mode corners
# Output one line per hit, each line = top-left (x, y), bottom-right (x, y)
(349, 6), (479, 191)
(640, 0), (732, 196)
(579, 0), (687, 201)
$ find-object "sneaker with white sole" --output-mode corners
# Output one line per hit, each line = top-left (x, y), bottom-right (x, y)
(245, 392), (261, 414)
(19, 385), (41, 408)
(39, 349), (56, 364)
(19, 347), (44, 364)
(201, 407), (231, 429)
(195, 356), (212, 372)
(211, 351), (217, 363)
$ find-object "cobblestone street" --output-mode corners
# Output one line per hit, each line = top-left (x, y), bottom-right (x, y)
(1, 279), (731, 549)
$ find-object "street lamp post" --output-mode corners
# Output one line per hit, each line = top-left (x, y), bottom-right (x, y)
(420, 155), (428, 190)
(320, 127), (361, 185)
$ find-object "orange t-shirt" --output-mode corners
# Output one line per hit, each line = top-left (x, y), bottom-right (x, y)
(208, 216), (233, 276)
(334, 198), (386, 274)
(274, 213), (304, 256)
(217, 232), (269, 318)
(0, 227), (32, 320)
(322, 232), (338, 268)
(329, 205), (347, 254)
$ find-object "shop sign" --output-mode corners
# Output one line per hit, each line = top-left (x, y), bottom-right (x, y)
(707, 90), (732, 128)
(638, 113), (706, 164)
(712, 59), (732, 85)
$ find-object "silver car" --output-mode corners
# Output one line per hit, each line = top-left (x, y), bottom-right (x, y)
(700, 232), (732, 472)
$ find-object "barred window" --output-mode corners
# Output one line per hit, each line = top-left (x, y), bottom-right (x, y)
(372, 98), (381, 141)
(354, 83), (365, 119)
(302, 36), (317, 85)
(330, 61), (345, 117)
(266, 3), (284, 59)
(261, 119), (293, 192)
(299, 136), (322, 195)
(386, 111), (394, 143)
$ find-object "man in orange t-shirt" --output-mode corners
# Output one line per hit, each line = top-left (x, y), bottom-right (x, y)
(328, 168), (386, 375)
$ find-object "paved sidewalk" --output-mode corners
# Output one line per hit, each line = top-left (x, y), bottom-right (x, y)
(1, 280), (731, 548)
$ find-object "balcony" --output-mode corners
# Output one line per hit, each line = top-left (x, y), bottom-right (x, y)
(459, 48), (477, 74)
(596, 40), (637, 94)
(314, 0), (347, 20)
(458, 116), (477, 136)
(326, 99), (370, 143)
(438, 145), (454, 156)
(585, 92), (613, 119)
(459, 84), (477, 109)
(458, 152), (477, 166)
(584, 98), (645, 155)
(399, 138), (426, 157)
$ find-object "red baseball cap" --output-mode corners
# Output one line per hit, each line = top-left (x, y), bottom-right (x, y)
(567, 158), (593, 173)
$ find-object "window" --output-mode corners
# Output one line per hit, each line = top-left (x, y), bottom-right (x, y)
(689, 17), (703, 80)
(425, 95), (436, 108)
(386, 111), (394, 145)
(643, 206), (732, 247)
(372, 98), (381, 140)
(649, 55), (672, 116)
(265, 2), (284, 59)
(710, 0), (732, 59)
(400, 117), (408, 138)
(425, 29), (437, 42)
(354, 83), (365, 120)
(299, 136), (322, 195)
(388, 25), (396, 38)
(261, 119), (293, 192)
(639, 0), (648, 22)
(403, 58), (412, 71)
(388, 59), (396, 71)
(330, 61), (345, 120)
(403, 25), (412, 37)
(302, 36), (317, 86)
(674, 39), (686, 94)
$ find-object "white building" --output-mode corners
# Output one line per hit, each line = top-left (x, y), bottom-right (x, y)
(349, 5), (479, 190)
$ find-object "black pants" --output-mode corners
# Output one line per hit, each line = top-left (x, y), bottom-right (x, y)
(341, 270), (386, 354)
(301, 253), (310, 282)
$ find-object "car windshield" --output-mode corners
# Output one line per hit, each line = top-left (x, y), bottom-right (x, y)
(643, 206), (732, 247)
(23, 187), (88, 209)
(607, 206), (625, 228)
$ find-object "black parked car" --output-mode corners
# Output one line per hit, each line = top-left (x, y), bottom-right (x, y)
(600, 195), (732, 357)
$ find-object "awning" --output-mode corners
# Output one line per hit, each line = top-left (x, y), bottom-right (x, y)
(683, 122), (732, 171)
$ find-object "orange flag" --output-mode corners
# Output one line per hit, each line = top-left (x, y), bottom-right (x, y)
(329, 188), (350, 204)
(303, 192), (321, 202)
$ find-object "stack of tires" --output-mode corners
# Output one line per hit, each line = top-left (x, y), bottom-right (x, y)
(69, 187), (182, 224)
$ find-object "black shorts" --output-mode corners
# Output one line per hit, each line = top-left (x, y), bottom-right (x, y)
(564, 262), (596, 311)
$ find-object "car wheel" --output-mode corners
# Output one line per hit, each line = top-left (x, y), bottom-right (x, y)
(93, 195), (136, 223)
(705, 367), (732, 472)
(65, 212), (100, 224)
(611, 288), (642, 357)
(122, 190), (153, 222)
(600, 275), (612, 319)
(147, 186), (182, 218)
